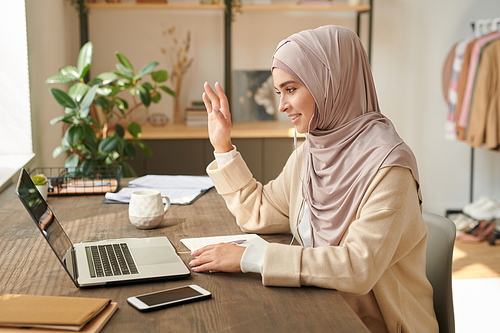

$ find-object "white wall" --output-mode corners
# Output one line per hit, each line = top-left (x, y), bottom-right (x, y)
(25, 0), (500, 215)
(26, 0), (80, 169)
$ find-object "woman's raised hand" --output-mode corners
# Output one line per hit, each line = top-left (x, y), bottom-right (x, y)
(203, 82), (233, 153)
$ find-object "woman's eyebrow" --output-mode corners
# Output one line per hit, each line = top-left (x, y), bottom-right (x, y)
(276, 80), (297, 89)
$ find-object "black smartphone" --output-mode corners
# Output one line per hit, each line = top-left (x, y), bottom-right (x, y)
(127, 285), (211, 312)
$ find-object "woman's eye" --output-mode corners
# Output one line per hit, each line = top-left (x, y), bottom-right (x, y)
(286, 88), (296, 94)
(275, 90), (281, 95)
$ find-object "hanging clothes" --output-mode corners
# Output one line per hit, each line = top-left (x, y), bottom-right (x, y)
(444, 37), (475, 140)
(442, 18), (500, 149)
(454, 39), (479, 140)
(456, 31), (500, 139)
(466, 38), (500, 149)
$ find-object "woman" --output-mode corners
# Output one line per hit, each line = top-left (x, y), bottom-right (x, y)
(189, 25), (438, 333)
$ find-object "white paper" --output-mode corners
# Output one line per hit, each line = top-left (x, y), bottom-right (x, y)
(105, 175), (214, 204)
(105, 187), (207, 205)
(129, 175), (214, 189)
(180, 234), (269, 251)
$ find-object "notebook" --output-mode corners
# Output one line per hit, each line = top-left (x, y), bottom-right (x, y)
(15, 168), (190, 287)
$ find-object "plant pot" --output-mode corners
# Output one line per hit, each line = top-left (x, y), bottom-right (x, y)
(36, 184), (48, 201)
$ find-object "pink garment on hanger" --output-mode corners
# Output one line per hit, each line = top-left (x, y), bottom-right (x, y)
(457, 31), (500, 130)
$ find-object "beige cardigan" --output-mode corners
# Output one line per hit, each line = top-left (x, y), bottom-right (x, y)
(207, 144), (438, 333)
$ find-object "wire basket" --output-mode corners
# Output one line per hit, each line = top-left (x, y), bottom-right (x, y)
(29, 165), (122, 196)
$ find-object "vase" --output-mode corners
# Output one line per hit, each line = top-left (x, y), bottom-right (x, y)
(36, 184), (48, 201)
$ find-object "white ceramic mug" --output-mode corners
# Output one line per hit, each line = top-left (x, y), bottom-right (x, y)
(128, 190), (170, 229)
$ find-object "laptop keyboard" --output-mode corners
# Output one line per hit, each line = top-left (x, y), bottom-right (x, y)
(85, 243), (139, 278)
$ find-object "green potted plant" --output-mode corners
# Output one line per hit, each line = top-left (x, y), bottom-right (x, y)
(31, 174), (48, 200)
(46, 41), (176, 177)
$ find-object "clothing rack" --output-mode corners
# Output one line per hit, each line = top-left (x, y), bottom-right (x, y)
(466, 19), (500, 245)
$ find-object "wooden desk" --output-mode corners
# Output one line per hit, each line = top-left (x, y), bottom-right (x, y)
(0, 183), (369, 332)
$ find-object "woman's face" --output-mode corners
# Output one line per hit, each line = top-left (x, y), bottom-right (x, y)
(272, 68), (315, 134)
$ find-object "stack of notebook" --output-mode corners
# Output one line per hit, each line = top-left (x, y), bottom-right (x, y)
(0, 294), (117, 333)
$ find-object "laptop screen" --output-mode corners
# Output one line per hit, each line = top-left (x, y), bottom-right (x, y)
(16, 169), (77, 283)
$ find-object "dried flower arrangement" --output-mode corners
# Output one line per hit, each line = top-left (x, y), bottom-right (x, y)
(161, 27), (195, 123)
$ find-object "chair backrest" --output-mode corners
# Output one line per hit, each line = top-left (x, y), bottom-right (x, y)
(422, 212), (456, 333)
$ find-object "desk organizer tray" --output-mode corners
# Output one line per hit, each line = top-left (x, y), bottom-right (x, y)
(29, 166), (122, 196)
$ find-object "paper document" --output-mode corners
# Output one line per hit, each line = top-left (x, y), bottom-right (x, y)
(129, 175), (214, 189)
(105, 187), (208, 205)
(104, 175), (214, 205)
(180, 234), (269, 252)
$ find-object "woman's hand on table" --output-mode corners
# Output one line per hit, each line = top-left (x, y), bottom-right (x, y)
(189, 243), (245, 273)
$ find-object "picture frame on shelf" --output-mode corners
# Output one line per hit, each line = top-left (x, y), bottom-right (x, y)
(233, 70), (277, 122)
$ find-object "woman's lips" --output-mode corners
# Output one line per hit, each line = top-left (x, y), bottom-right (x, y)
(290, 114), (301, 125)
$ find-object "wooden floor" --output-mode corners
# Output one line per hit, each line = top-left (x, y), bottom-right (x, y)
(452, 239), (500, 279)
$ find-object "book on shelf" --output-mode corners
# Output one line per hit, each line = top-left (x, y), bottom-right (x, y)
(185, 101), (208, 126)
(0, 294), (116, 333)
(298, 0), (333, 5)
(241, 0), (272, 5)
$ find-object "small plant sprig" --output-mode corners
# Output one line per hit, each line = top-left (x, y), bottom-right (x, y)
(31, 174), (48, 186)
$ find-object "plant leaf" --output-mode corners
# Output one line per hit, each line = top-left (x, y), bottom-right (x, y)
(114, 97), (129, 111)
(83, 124), (97, 141)
(99, 135), (120, 153)
(151, 92), (161, 104)
(52, 145), (70, 158)
(124, 142), (136, 159)
(151, 70), (168, 83)
(136, 139), (153, 157)
(120, 161), (137, 178)
(50, 113), (74, 125)
(115, 124), (125, 138)
(95, 96), (110, 110)
(94, 72), (118, 85)
(50, 88), (78, 109)
(143, 82), (153, 91)
(45, 73), (79, 84)
(65, 153), (80, 168)
(159, 85), (176, 98)
(113, 72), (132, 83)
(60, 66), (79, 77)
(115, 63), (134, 79)
(80, 159), (97, 173)
(96, 87), (113, 97)
(136, 84), (151, 107)
(80, 84), (99, 114)
(67, 125), (84, 146)
(68, 82), (89, 102)
(80, 64), (91, 80)
(128, 122), (142, 138)
(136, 61), (158, 79)
(77, 41), (93, 75)
(115, 52), (134, 71)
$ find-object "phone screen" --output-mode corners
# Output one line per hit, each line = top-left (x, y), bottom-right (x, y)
(137, 286), (204, 306)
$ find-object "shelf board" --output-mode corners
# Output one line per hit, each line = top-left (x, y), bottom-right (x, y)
(112, 121), (303, 140)
(240, 5), (371, 12)
(87, 3), (370, 12)
(87, 3), (225, 10)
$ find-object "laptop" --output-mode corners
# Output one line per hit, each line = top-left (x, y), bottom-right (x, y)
(15, 168), (190, 287)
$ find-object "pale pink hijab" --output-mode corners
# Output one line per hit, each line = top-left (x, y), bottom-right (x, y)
(272, 25), (421, 247)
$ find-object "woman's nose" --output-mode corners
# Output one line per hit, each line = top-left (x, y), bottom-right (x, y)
(278, 98), (288, 113)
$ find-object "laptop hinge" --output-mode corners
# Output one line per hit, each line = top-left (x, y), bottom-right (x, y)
(71, 247), (79, 282)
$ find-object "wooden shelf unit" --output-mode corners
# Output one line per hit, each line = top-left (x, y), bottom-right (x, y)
(87, 3), (371, 12)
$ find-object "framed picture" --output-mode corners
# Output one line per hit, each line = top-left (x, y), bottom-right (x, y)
(233, 70), (277, 122)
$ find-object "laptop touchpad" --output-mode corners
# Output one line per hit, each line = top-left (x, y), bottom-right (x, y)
(131, 246), (180, 265)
